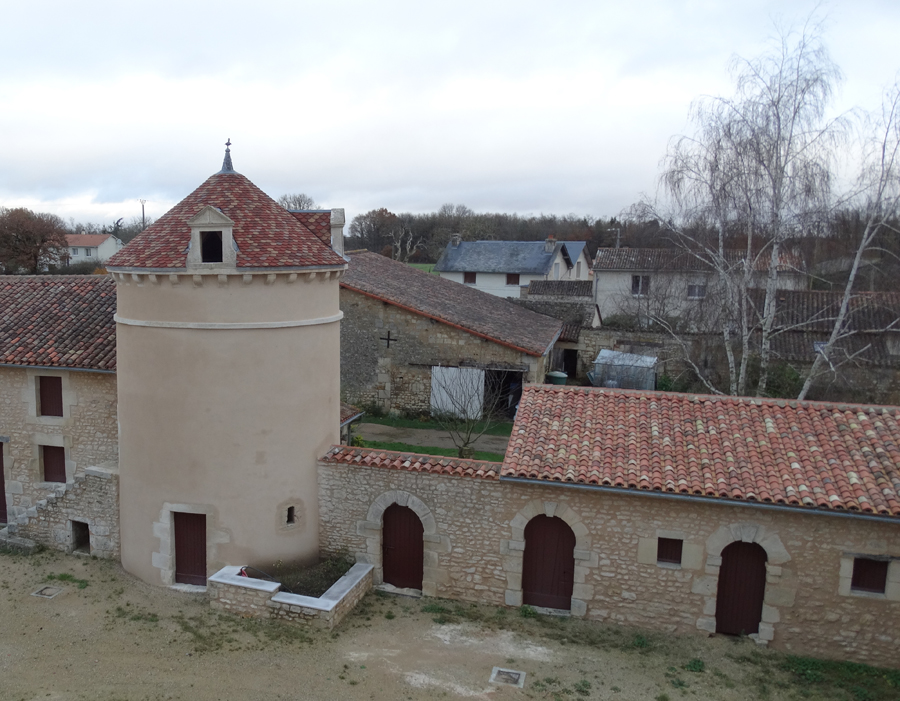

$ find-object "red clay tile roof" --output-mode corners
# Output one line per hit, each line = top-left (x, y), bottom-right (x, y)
(289, 211), (331, 245)
(340, 402), (364, 425)
(503, 385), (900, 517)
(322, 445), (501, 479)
(107, 172), (345, 270)
(341, 252), (562, 356)
(0, 276), (116, 371)
(66, 234), (115, 247)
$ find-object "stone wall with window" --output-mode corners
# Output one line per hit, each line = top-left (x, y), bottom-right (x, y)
(319, 459), (900, 668)
(0, 367), (118, 532)
(340, 288), (549, 415)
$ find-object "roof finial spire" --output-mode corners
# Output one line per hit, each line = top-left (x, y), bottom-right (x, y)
(220, 138), (235, 173)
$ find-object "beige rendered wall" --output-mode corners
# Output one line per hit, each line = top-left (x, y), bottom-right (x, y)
(115, 270), (342, 585)
(319, 462), (900, 668)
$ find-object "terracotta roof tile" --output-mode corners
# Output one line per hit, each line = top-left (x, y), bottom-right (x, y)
(288, 210), (331, 245)
(502, 385), (900, 517)
(0, 276), (116, 371)
(66, 234), (115, 247)
(322, 445), (501, 479)
(107, 172), (345, 270)
(341, 252), (561, 356)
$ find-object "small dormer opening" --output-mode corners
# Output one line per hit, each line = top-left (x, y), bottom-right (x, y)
(286, 506), (296, 525)
(200, 231), (223, 262)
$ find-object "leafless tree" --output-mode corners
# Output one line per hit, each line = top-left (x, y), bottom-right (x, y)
(797, 82), (900, 399)
(429, 365), (510, 459)
(277, 193), (319, 210)
(638, 18), (846, 396)
(389, 226), (424, 262)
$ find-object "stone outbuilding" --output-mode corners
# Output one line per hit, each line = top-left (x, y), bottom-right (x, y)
(319, 384), (900, 668)
(339, 251), (562, 416)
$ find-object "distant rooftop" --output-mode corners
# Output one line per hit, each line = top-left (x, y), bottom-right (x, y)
(435, 239), (586, 275)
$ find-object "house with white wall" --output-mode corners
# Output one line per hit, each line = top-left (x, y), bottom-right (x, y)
(434, 236), (591, 298)
(66, 234), (124, 264)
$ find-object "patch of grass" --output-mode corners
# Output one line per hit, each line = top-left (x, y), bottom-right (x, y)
(656, 695), (671, 701)
(780, 656), (900, 701)
(519, 605), (538, 618)
(356, 439), (505, 462)
(360, 415), (514, 437)
(684, 658), (705, 673)
(631, 633), (650, 649)
(421, 603), (452, 615)
(573, 679), (591, 696)
(384, 611), (395, 620)
(46, 572), (89, 589)
(267, 551), (355, 597)
(408, 263), (437, 274)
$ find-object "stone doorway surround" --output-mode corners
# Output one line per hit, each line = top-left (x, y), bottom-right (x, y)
(151, 502), (230, 586)
(501, 499), (597, 616)
(356, 490), (450, 596)
(694, 522), (794, 645)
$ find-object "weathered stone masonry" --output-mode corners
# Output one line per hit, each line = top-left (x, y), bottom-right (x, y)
(340, 288), (548, 414)
(1, 367), (120, 557)
(318, 461), (900, 668)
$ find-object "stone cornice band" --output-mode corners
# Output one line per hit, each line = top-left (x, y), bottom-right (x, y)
(114, 312), (343, 330)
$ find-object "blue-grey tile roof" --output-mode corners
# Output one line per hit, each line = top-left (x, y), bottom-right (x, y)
(434, 240), (587, 275)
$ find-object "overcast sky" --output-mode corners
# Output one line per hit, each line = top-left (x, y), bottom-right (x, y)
(1, 0), (898, 227)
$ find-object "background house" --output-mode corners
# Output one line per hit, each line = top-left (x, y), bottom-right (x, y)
(434, 236), (591, 298)
(592, 248), (808, 322)
(66, 233), (124, 264)
(340, 251), (562, 416)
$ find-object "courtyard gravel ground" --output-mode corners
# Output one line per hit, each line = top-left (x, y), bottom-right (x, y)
(0, 549), (888, 700)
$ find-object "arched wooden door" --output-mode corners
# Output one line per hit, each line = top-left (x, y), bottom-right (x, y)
(715, 542), (767, 635)
(522, 515), (575, 610)
(382, 504), (424, 589)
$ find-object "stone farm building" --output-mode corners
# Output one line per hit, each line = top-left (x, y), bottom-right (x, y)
(1, 151), (899, 667)
(339, 251), (562, 417)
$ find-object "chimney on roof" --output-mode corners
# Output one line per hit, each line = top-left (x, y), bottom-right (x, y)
(544, 236), (555, 253)
(451, 233), (461, 248)
(330, 208), (346, 257)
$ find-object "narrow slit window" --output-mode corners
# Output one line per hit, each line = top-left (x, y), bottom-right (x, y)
(657, 537), (683, 565)
(200, 231), (224, 263)
(286, 506), (296, 525)
(851, 557), (889, 594)
(42, 445), (66, 483)
(39, 376), (63, 417)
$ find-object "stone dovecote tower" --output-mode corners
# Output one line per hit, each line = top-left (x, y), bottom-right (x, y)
(106, 145), (347, 586)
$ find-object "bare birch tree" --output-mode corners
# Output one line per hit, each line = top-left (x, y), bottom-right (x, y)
(640, 19), (845, 396)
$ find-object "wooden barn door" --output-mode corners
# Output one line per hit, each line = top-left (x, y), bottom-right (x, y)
(382, 504), (424, 590)
(522, 515), (575, 610)
(715, 542), (767, 635)
(0, 447), (6, 524)
(174, 512), (207, 586)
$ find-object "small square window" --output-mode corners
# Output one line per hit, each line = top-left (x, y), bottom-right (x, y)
(632, 275), (650, 297)
(851, 557), (888, 594)
(657, 537), (683, 565)
(506, 273), (520, 286)
(463, 272), (476, 284)
(42, 445), (66, 483)
(687, 284), (707, 299)
(38, 376), (63, 417)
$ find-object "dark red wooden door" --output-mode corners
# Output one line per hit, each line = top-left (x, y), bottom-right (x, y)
(522, 515), (575, 610)
(174, 512), (207, 586)
(0, 446), (6, 523)
(382, 504), (424, 589)
(39, 376), (63, 417)
(716, 542), (767, 635)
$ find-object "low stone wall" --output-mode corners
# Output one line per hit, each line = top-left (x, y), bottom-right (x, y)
(208, 563), (373, 630)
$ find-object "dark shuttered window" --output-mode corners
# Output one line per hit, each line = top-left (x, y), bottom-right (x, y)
(506, 273), (520, 285)
(851, 558), (889, 594)
(464, 272), (476, 284)
(657, 537), (683, 564)
(39, 376), (63, 417)
(42, 445), (66, 483)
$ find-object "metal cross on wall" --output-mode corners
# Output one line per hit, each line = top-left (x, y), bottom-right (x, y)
(381, 330), (397, 348)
